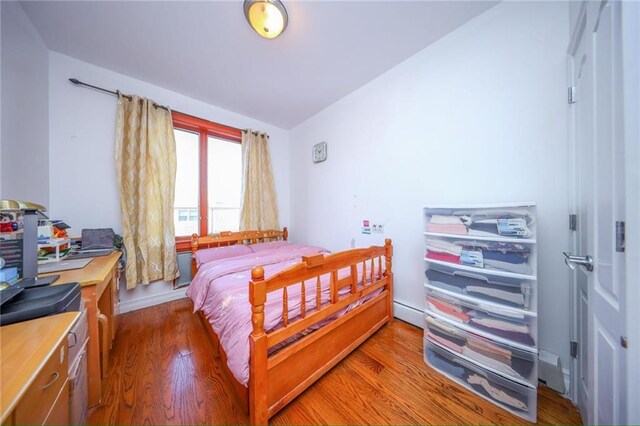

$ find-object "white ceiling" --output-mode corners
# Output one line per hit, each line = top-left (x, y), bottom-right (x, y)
(22, 1), (497, 129)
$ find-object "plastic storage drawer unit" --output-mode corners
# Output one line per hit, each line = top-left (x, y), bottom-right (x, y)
(424, 236), (536, 279)
(424, 314), (538, 387)
(425, 262), (536, 311)
(424, 340), (537, 422)
(423, 207), (537, 239)
(425, 285), (537, 349)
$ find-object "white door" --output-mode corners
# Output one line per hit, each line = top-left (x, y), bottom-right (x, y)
(567, 1), (627, 424)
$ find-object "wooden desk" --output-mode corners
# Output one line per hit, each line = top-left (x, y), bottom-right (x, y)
(0, 312), (80, 425)
(40, 251), (121, 407)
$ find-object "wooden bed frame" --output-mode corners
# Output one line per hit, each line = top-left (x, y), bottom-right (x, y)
(190, 227), (393, 424)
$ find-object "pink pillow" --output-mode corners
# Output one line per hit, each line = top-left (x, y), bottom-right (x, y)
(249, 241), (289, 253)
(193, 244), (253, 268)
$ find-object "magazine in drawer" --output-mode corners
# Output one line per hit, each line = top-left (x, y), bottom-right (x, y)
(424, 313), (538, 387)
(425, 286), (537, 350)
(424, 339), (537, 422)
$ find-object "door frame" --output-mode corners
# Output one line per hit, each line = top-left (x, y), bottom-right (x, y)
(621, 0), (640, 423)
(566, 0), (586, 408)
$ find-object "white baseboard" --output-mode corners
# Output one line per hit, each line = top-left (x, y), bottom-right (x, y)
(118, 288), (188, 314)
(394, 300), (423, 328)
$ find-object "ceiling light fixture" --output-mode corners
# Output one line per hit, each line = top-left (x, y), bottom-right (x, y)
(244, 0), (288, 39)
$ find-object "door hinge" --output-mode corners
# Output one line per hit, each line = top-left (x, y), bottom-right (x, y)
(570, 340), (578, 358)
(569, 214), (577, 231)
(616, 221), (625, 252)
(568, 86), (577, 104)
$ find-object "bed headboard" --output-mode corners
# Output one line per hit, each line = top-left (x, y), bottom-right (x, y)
(190, 227), (288, 276)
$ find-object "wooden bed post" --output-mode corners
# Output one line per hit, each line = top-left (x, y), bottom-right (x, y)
(384, 239), (394, 322)
(249, 266), (268, 425)
(191, 233), (199, 278)
(282, 226), (288, 241)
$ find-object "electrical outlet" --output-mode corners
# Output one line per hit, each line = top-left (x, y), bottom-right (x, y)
(371, 224), (385, 233)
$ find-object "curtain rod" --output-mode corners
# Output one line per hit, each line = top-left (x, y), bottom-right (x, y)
(68, 78), (262, 135)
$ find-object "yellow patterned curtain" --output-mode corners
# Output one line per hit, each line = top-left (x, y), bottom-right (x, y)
(239, 130), (279, 230)
(114, 93), (179, 289)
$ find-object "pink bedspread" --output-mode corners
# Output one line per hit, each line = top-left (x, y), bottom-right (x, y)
(187, 244), (332, 386)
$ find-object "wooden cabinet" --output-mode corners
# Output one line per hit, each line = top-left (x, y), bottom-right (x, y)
(0, 313), (80, 426)
(14, 339), (68, 425)
(40, 251), (121, 407)
(43, 381), (70, 425)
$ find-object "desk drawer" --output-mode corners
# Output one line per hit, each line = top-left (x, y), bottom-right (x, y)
(43, 381), (69, 425)
(14, 341), (68, 425)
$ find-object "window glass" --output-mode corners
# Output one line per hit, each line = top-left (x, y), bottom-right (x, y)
(174, 129), (199, 236)
(207, 136), (242, 233)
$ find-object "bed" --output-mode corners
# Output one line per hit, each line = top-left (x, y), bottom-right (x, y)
(188, 227), (393, 424)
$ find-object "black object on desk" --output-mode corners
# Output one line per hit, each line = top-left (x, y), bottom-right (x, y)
(0, 286), (23, 307)
(19, 275), (60, 288)
(0, 282), (81, 326)
(67, 249), (114, 260)
(0, 275), (61, 307)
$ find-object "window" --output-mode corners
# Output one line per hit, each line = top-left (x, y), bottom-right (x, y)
(208, 136), (242, 233)
(174, 130), (200, 236)
(172, 112), (242, 251)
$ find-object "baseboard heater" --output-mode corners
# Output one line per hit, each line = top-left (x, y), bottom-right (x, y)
(393, 300), (423, 328)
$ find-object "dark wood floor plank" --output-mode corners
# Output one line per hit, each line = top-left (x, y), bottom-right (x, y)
(89, 299), (582, 425)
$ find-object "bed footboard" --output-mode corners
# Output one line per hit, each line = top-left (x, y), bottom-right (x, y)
(248, 239), (394, 424)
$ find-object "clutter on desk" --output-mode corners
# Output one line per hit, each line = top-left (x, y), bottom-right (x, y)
(0, 200), (83, 327)
(1, 199), (123, 301)
(0, 267), (18, 283)
(0, 209), (23, 234)
(1, 200), (47, 282)
(66, 228), (121, 261)
(37, 220), (72, 263)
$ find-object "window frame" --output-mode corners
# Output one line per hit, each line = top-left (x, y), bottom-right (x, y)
(172, 111), (242, 251)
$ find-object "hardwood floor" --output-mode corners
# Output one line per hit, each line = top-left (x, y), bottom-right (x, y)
(89, 299), (582, 425)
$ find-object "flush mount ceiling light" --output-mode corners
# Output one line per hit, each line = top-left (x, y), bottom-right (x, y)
(244, 0), (288, 39)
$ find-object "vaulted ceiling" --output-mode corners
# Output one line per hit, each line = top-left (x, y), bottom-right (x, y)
(22, 1), (497, 129)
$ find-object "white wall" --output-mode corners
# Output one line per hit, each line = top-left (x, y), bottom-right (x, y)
(49, 52), (290, 310)
(289, 2), (572, 371)
(0, 1), (49, 206)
